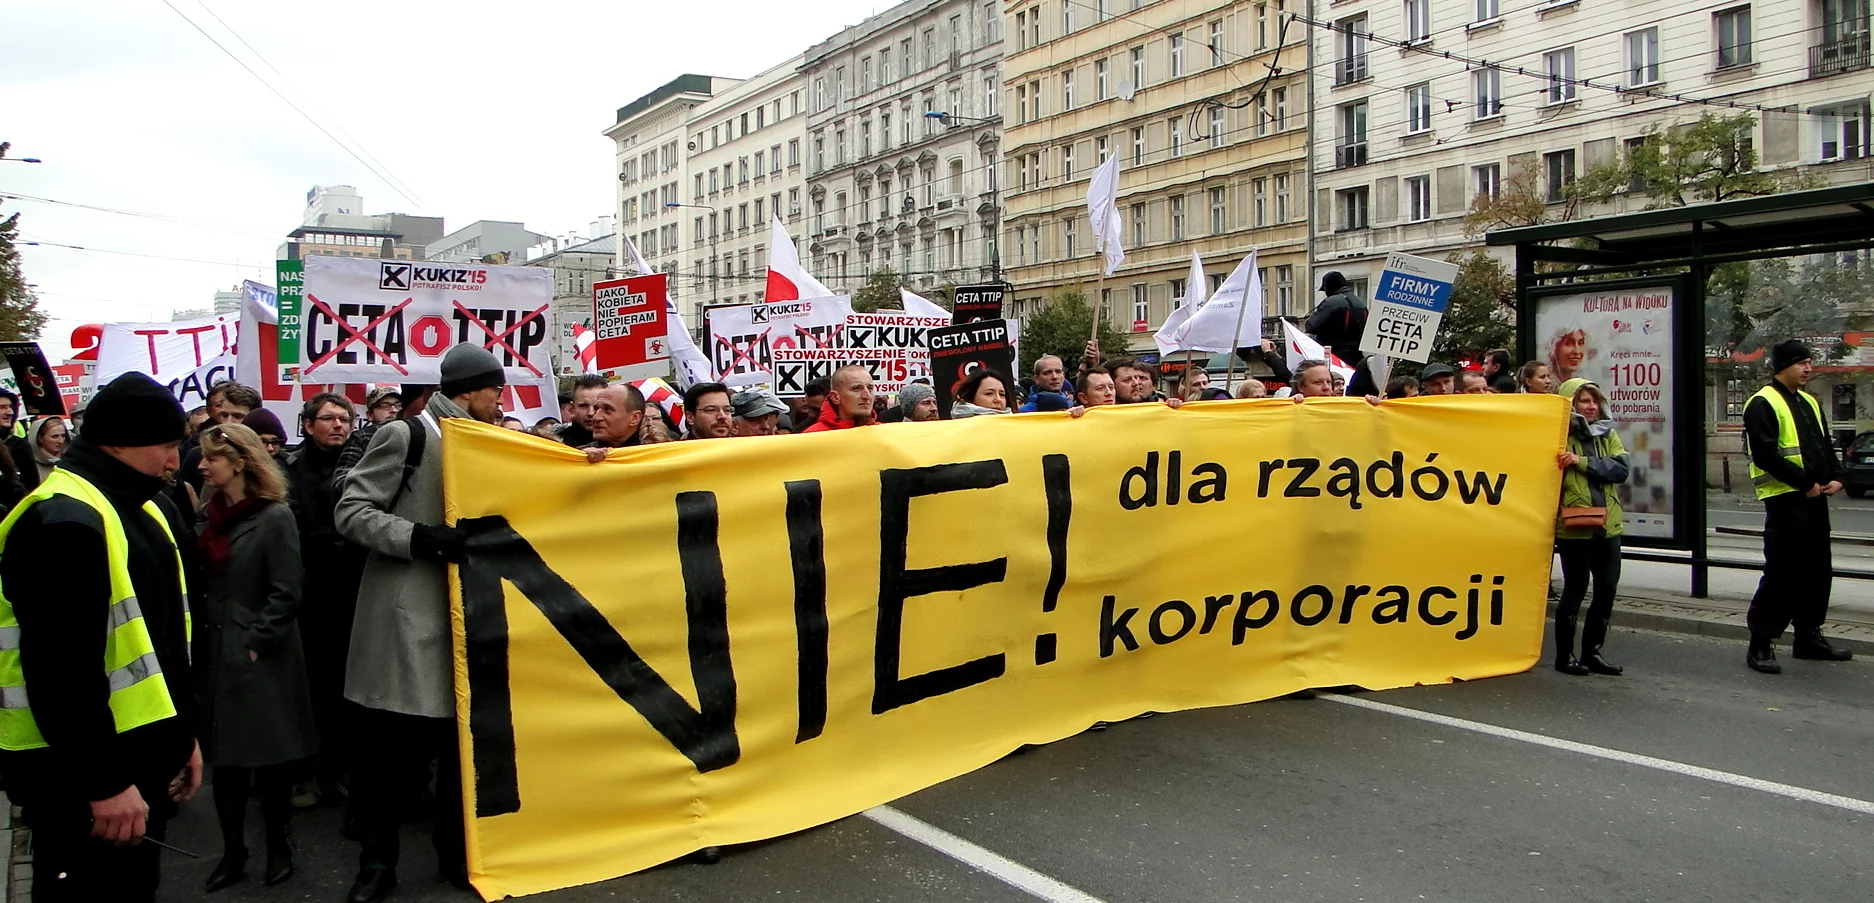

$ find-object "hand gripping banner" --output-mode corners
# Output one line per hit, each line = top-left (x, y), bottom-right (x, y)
(442, 395), (1569, 898)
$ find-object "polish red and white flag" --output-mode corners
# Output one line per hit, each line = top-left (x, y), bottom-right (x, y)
(570, 322), (599, 374)
(764, 216), (835, 302)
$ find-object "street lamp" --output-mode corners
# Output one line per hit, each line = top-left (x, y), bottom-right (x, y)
(667, 202), (721, 336)
(924, 112), (1003, 283)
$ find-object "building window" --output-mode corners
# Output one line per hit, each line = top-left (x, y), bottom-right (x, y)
(1337, 101), (1368, 167)
(1210, 20), (1225, 64)
(983, 77), (997, 117)
(1064, 218), (1077, 257)
(1169, 117), (1183, 157)
(1545, 149), (1576, 202)
(1474, 0), (1498, 22)
(1209, 186), (1227, 234)
(1274, 173), (1290, 221)
(1474, 163), (1502, 200)
(1336, 15), (1369, 84)
(1132, 284), (1149, 326)
(1257, 95), (1270, 136)
(789, 139), (800, 167)
(1406, 82), (1432, 133)
(1406, 175), (1432, 222)
(1015, 11), (1027, 50)
(1716, 7), (1752, 68)
(1273, 87), (1288, 130)
(1062, 0), (1074, 33)
(1097, 135), (1110, 162)
(1473, 68), (1502, 118)
(1131, 203), (1147, 246)
(1170, 195), (1185, 239)
(1209, 106), (1226, 148)
(1275, 265), (1294, 314)
(1097, 59), (1110, 100)
(1405, 0), (1431, 43)
(1131, 127), (1145, 166)
(1015, 85), (1027, 124)
(1028, 7), (1040, 47)
(1338, 187), (1370, 231)
(1063, 70), (1076, 109)
(1253, 178), (1268, 225)
(1131, 46), (1146, 88)
(1816, 101), (1871, 161)
(1626, 28), (1660, 86)
(1545, 48), (1577, 104)
(1170, 34), (1185, 77)
(1029, 80), (1042, 120)
(1061, 143), (1076, 180)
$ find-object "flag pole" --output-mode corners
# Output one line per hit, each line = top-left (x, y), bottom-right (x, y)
(1183, 348), (1196, 399)
(1222, 287), (1252, 394)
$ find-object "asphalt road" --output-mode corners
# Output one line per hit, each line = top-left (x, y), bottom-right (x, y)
(154, 628), (1872, 903)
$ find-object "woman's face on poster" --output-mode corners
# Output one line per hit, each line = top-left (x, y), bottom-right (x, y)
(1553, 330), (1588, 376)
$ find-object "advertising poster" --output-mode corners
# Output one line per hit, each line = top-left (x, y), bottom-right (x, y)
(299, 257), (553, 384)
(1534, 282), (1677, 540)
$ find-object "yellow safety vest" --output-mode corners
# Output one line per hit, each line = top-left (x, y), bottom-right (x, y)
(1746, 385), (1826, 501)
(0, 469), (191, 750)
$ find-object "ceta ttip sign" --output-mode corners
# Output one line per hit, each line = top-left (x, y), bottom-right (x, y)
(299, 258), (553, 384)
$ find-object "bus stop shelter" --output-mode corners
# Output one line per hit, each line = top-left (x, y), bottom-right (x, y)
(1486, 183), (1874, 597)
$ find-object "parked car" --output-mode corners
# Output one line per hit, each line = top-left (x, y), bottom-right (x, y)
(1842, 432), (1874, 498)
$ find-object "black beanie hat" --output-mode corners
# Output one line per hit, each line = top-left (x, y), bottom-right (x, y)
(82, 373), (188, 447)
(1320, 270), (1347, 293)
(438, 345), (506, 398)
(1769, 339), (1812, 374)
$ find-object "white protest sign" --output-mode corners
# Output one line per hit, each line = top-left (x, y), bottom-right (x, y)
(706, 295), (855, 388)
(299, 257), (553, 384)
(772, 347), (919, 398)
(1359, 252), (1459, 364)
(843, 311), (947, 384)
(97, 314), (242, 409)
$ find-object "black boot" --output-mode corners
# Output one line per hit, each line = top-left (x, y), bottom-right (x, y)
(1792, 631), (1854, 661)
(347, 868), (397, 903)
(1555, 658), (1591, 676)
(205, 851), (247, 893)
(263, 828), (295, 886)
(1583, 651), (1623, 675)
(1746, 639), (1782, 674)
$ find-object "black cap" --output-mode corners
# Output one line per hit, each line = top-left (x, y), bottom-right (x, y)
(1769, 339), (1812, 374)
(1419, 363), (1455, 381)
(81, 373), (188, 447)
(1320, 270), (1347, 293)
(438, 345), (506, 398)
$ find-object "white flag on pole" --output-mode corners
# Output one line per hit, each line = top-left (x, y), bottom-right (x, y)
(899, 288), (952, 322)
(1171, 251), (1263, 353)
(1153, 252), (1209, 357)
(1087, 154), (1125, 277)
(621, 232), (654, 276)
(1282, 319), (1355, 385)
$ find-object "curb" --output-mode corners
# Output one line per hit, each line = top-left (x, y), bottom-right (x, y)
(1712, 525), (1874, 547)
(1555, 597), (1874, 656)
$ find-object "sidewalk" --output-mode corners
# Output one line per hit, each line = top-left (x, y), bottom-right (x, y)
(1577, 585), (1874, 655)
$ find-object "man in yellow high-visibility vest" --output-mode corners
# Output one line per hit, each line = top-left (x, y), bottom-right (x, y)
(0, 372), (203, 902)
(1742, 339), (1854, 673)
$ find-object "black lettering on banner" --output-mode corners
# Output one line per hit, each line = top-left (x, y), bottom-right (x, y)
(1231, 589), (1281, 643)
(1037, 454), (1071, 666)
(336, 302), (360, 364)
(1291, 585), (1334, 626)
(776, 362), (806, 395)
(786, 481), (829, 743)
(456, 507), (740, 819)
(873, 462), (1011, 715)
(1418, 586), (1458, 626)
(1284, 458), (1322, 498)
(1373, 585), (1410, 623)
(1148, 600), (1196, 645)
(307, 304), (333, 359)
(1100, 595), (1138, 657)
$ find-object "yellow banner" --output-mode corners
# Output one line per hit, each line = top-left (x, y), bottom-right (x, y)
(442, 395), (1568, 898)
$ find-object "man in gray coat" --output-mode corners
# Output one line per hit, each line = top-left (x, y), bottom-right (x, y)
(335, 344), (503, 903)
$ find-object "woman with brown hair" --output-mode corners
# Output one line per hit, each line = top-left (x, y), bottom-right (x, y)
(194, 423), (316, 892)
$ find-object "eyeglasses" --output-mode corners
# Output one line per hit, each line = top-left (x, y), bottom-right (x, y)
(261, 437), (285, 448)
(312, 414), (353, 424)
(692, 405), (734, 416)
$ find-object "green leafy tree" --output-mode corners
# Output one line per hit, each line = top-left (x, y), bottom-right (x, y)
(1572, 113), (1812, 210)
(0, 194), (48, 341)
(851, 267), (907, 313)
(1463, 158), (1552, 235)
(1434, 250), (1516, 364)
(1018, 288), (1130, 377)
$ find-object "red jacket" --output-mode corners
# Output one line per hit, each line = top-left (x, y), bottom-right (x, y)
(802, 401), (868, 433)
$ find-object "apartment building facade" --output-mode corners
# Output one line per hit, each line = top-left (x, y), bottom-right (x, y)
(801, 0), (1007, 296)
(681, 56), (810, 320)
(1309, 0), (1873, 300)
(999, 0), (1312, 355)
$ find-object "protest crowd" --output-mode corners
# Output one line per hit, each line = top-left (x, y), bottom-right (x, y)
(0, 263), (1856, 903)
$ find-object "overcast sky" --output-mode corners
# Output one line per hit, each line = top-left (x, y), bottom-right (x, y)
(4, 0), (889, 359)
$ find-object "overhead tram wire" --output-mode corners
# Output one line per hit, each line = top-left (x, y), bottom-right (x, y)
(1, 191), (282, 240)
(157, 0), (430, 212)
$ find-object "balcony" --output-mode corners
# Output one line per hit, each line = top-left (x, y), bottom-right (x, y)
(1335, 142), (1369, 169)
(1811, 33), (1870, 78)
(1334, 56), (1369, 86)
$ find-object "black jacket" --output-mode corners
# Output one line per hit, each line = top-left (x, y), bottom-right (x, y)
(1304, 289), (1367, 365)
(0, 439), (199, 806)
(1744, 381), (1841, 491)
(285, 442), (346, 556)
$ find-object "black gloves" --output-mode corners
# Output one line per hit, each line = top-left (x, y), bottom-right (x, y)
(410, 523), (470, 564)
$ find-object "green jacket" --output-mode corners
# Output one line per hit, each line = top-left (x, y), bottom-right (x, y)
(1555, 378), (1628, 540)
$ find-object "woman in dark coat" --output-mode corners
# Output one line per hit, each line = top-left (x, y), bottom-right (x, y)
(194, 423), (317, 892)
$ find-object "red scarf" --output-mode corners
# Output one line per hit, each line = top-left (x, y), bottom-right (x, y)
(197, 493), (269, 573)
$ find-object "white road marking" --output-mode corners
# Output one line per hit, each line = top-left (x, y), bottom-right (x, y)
(1325, 693), (1874, 816)
(863, 805), (1110, 903)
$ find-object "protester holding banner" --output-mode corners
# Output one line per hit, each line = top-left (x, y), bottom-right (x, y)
(336, 346), (505, 901)
(1459, 372), (1492, 395)
(1517, 361), (1554, 394)
(1293, 361), (1338, 399)
(1018, 355), (1074, 412)
(1233, 379), (1269, 399)
(895, 383), (940, 422)
(0, 372), (203, 902)
(1077, 370), (1117, 408)
(27, 416), (66, 484)
(682, 383), (736, 440)
(1418, 364), (1457, 396)
(580, 384), (651, 459)
(1384, 375), (1420, 399)
(803, 367), (876, 432)
(192, 423), (315, 891)
(1743, 340), (1853, 673)
(283, 392), (360, 807)
(950, 370), (1012, 419)
(1552, 378), (1630, 677)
